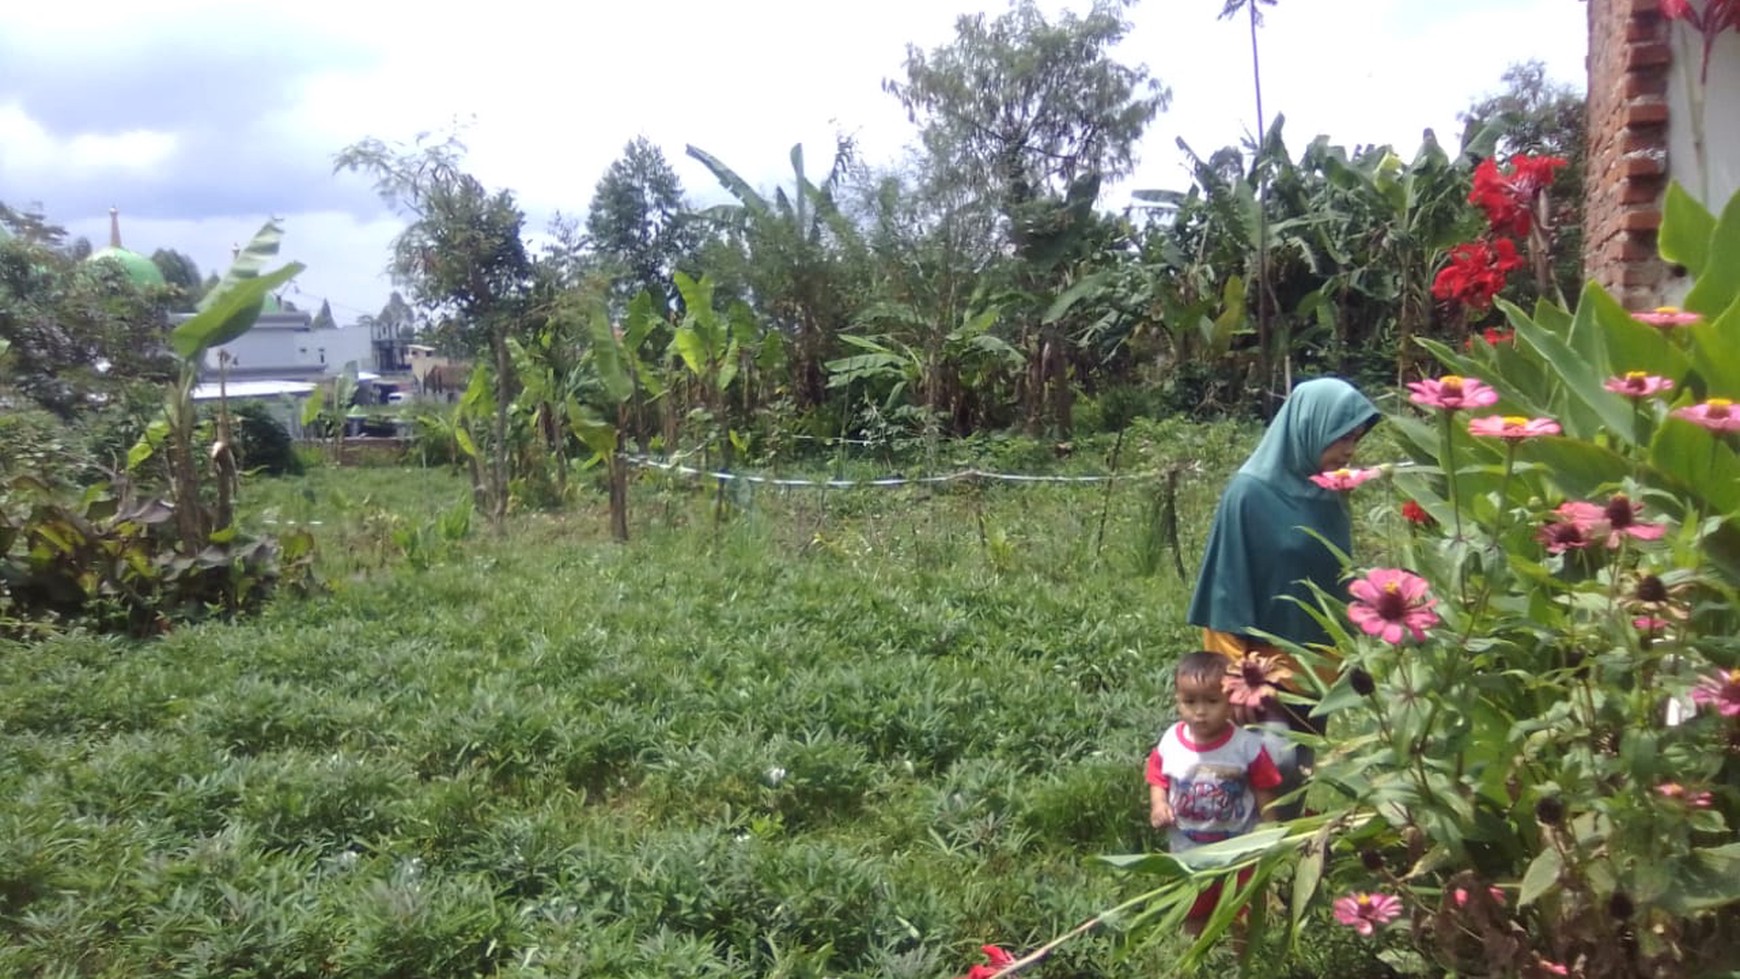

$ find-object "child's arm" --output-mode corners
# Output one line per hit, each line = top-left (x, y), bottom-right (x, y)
(1146, 746), (1173, 829)
(1150, 783), (1174, 829)
(1249, 744), (1284, 821)
(1253, 785), (1278, 822)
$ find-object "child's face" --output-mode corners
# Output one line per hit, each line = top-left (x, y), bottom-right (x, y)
(1175, 674), (1234, 742)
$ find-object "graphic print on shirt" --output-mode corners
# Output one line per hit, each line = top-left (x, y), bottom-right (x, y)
(1170, 762), (1252, 838)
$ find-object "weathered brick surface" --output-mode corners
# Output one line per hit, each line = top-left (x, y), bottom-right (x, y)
(1584, 0), (1671, 309)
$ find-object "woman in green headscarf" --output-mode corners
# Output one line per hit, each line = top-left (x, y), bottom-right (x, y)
(1187, 377), (1379, 734)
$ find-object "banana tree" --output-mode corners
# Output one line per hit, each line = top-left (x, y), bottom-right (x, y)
(686, 141), (867, 409)
(132, 219), (303, 547)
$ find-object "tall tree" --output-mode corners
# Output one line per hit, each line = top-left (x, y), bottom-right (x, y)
(150, 248), (204, 311)
(883, 0), (1167, 432)
(312, 299), (337, 331)
(585, 138), (699, 312)
(883, 0), (1167, 226)
(335, 133), (532, 527)
(1217, 0), (1281, 409)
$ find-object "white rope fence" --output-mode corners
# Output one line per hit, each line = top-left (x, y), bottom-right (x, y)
(622, 454), (1173, 489)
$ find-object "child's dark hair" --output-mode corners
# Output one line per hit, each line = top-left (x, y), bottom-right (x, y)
(1175, 650), (1229, 688)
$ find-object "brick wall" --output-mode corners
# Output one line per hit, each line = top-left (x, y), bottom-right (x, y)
(1584, 0), (1673, 309)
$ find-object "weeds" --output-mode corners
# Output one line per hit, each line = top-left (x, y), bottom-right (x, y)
(0, 420), (1404, 977)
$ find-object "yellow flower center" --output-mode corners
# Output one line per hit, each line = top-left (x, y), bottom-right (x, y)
(1334, 468), (1352, 478)
(1357, 894), (1374, 908)
(1625, 371), (1647, 381)
(1503, 416), (1529, 427)
(1440, 375), (1464, 392)
(1655, 306), (1683, 315)
(1709, 398), (1733, 409)
(1383, 582), (1400, 594)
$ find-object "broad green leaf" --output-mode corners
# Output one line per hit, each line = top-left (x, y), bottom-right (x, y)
(1043, 272), (1110, 324)
(454, 425), (479, 459)
(1660, 181), (1716, 278)
(673, 327), (707, 378)
(588, 302), (633, 404)
(168, 263), (304, 360)
(1651, 417), (1740, 514)
(1098, 852), (1190, 878)
(196, 218), (286, 311)
(1687, 294), (1740, 396)
(1683, 187), (1740, 316)
(683, 146), (770, 214)
(1290, 824), (1329, 940)
(1505, 296), (1634, 441)
(1589, 286), (1692, 383)
(623, 290), (662, 350)
(1519, 842), (1563, 906)
(570, 410), (618, 459)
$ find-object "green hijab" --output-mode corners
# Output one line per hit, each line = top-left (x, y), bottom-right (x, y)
(1187, 377), (1380, 647)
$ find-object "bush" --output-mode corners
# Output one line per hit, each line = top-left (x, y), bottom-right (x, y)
(233, 402), (303, 476)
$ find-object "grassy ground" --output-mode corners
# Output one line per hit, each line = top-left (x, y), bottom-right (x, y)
(0, 418), (1396, 978)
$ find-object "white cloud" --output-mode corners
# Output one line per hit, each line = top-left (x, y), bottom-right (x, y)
(5, 0), (1589, 320)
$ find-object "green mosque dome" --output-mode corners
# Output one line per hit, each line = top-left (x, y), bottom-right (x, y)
(83, 207), (166, 288)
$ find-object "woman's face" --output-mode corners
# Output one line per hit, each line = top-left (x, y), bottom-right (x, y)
(1318, 431), (1365, 472)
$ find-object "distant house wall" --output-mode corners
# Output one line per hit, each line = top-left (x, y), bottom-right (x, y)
(196, 312), (376, 381)
(1585, 0), (1740, 309)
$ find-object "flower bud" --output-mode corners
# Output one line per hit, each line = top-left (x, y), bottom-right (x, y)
(1350, 667), (1376, 697)
(1534, 796), (1566, 827)
(1635, 574), (1668, 604)
(1360, 848), (1385, 872)
(1608, 890), (1635, 921)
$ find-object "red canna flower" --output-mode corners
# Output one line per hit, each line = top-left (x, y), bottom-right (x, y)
(959, 945), (1017, 979)
(1469, 155), (1568, 237)
(1432, 238), (1526, 310)
(1401, 499), (1433, 526)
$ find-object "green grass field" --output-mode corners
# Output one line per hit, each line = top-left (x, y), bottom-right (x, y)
(0, 419), (1396, 978)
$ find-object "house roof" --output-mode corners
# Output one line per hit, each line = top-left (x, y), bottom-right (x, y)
(191, 380), (316, 400)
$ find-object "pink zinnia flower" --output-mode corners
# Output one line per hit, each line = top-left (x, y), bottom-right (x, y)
(1634, 615), (1671, 632)
(1632, 306), (1702, 328)
(1656, 782), (1714, 808)
(1469, 415), (1561, 440)
(1224, 649), (1293, 708)
(1348, 569), (1440, 644)
(1408, 375), (1500, 411)
(1310, 466), (1383, 491)
(1532, 958), (1571, 978)
(1332, 892), (1403, 935)
(1674, 398), (1740, 432)
(960, 945), (1016, 979)
(1691, 667), (1740, 717)
(1537, 514), (1592, 554)
(1554, 496), (1664, 548)
(1604, 371), (1674, 398)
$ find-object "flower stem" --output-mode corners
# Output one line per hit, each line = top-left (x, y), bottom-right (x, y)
(1441, 411), (1462, 542)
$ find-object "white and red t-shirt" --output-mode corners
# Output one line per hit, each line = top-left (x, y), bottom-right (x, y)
(1146, 723), (1282, 851)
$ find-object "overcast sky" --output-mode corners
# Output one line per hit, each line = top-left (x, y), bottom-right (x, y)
(0, 0), (1587, 324)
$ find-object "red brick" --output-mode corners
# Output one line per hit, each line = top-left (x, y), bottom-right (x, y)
(1620, 154), (1667, 177)
(1622, 265), (1664, 287)
(1620, 209), (1663, 232)
(1620, 179), (1664, 205)
(1610, 236), (1659, 262)
(1626, 42), (1673, 68)
(1625, 18), (1663, 42)
(1624, 101), (1671, 126)
(1622, 71), (1668, 98)
(1621, 131), (1670, 153)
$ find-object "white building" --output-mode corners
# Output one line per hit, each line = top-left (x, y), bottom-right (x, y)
(197, 305), (375, 383)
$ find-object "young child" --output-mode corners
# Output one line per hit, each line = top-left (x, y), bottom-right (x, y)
(1146, 650), (1283, 926)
